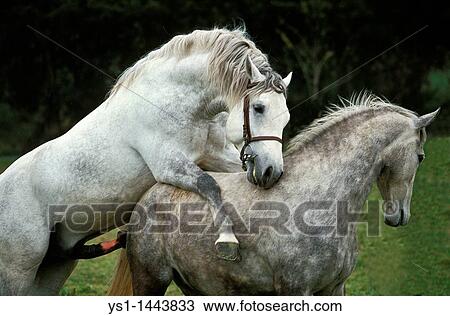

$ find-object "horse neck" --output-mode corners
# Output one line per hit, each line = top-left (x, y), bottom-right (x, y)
(286, 110), (410, 208)
(104, 52), (219, 124)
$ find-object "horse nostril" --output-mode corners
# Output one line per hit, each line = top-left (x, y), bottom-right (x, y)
(418, 154), (425, 163)
(262, 166), (273, 184)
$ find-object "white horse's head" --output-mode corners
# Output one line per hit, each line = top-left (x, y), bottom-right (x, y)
(227, 57), (292, 188)
(377, 108), (440, 226)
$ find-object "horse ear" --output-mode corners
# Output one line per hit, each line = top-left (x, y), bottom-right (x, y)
(415, 108), (440, 129)
(245, 56), (265, 84)
(282, 72), (293, 87)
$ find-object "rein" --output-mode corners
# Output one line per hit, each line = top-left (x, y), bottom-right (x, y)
(240, 95), (283, 170)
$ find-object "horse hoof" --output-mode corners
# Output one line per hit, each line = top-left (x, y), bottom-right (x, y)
(215, 242), (241, 262)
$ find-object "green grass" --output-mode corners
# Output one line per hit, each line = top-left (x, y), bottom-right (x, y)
(1, 137), (448, 295)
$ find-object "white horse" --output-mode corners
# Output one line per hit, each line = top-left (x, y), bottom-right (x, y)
(0, 28), (292, 295)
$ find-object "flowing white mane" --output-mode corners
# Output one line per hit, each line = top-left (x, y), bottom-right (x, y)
(286, 91), (417, 154)
(108, 28), (285, 107)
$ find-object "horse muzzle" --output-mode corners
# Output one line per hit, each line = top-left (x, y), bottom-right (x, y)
(384, 203), (409, 227)
(245, 156), (283, 189)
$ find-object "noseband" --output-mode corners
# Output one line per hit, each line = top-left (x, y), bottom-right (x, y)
(240, 95), (283, 171)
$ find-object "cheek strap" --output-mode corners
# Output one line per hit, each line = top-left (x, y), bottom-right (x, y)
(240, 95), (283, 171)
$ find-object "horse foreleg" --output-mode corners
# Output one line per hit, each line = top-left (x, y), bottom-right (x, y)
(314, 281), (346, 296)
(196, 172), (240, 261)
(332, 282), (346, 296)
(146, 151), (240, 262)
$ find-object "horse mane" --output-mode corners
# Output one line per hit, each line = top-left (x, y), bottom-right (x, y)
(107, 28), (285, 107)
(285, 91), (417, 155)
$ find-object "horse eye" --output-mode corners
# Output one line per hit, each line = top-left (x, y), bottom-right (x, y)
(253, 103), (265, 114)
(418, 154), (425, 163)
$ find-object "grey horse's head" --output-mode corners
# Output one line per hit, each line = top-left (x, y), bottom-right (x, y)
(377, 108), (440, 227)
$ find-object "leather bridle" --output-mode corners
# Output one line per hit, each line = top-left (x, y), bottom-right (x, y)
(240, 95), (283, 171)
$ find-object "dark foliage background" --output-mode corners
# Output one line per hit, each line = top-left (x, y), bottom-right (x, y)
(0, 0), (448, 155)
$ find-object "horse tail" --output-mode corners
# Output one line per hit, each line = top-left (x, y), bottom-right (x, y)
(108, 249), (133, 295)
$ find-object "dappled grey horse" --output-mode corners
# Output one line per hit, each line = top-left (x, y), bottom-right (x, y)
(109, 93), (439, 295)
(0, 28), (292, 295)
